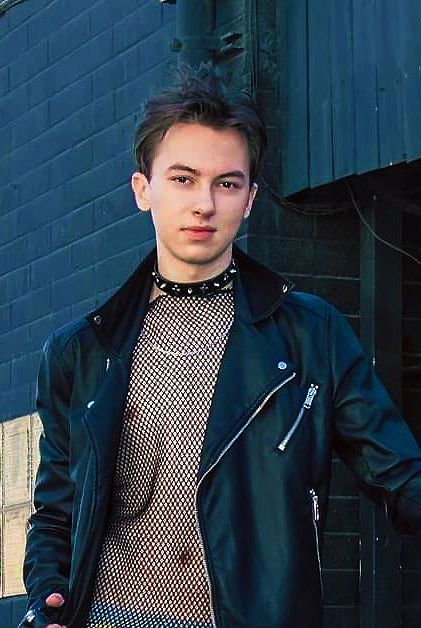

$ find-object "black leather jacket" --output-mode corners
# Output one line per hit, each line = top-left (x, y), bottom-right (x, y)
(21, 246), (421, 628)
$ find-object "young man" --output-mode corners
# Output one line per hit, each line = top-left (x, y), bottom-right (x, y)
(20, 67), (421, 628)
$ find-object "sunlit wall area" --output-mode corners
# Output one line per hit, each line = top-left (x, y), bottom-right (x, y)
(0, 414), (42, 598)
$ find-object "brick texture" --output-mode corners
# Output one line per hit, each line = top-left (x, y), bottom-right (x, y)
(0, 0), (176, 422)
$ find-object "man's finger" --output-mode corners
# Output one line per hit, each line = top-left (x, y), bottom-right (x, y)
(45, 593), (65, 607)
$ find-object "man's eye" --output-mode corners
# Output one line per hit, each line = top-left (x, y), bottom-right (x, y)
(172, 176), (190, 184)
(220, 181), (238, 189)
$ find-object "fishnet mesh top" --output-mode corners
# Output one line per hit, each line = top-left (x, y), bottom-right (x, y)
(86, 287), (235, 628)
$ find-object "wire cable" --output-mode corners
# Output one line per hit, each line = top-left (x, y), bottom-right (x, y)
(362, 173), (421, 218)
(261, 166), (351, 215)
(346, 181), (421, 267)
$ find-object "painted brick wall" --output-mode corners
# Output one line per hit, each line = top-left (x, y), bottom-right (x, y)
(0, 0), (177, 423)
(0, 1), (176, 623)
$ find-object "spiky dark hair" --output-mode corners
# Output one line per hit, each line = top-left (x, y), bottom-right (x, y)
(133, 63), (267, 185)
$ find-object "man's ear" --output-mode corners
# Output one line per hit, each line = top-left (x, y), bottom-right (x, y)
(131, 172), (151, 212)
(244, 182), (258, 219)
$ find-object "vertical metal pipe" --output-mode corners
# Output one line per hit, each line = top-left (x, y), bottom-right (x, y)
(358, 183), (402, 628)
(176, 0), (215, 66)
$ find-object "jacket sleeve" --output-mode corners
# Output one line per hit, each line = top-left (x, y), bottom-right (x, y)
(23, 332), (74, 611)
(328, 303), (421, 535)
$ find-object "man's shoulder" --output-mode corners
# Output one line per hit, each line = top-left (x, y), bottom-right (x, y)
(284, 289), (331, 321)
(44, 314), (94, 360)
(282, 289), (356, 344)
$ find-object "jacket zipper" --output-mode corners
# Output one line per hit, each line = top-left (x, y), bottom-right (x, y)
(195, 371), (297, 627)
(309, 488), (323, 594)
(277, 383), (318, 451)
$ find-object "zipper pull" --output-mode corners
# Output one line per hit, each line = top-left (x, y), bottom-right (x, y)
(277, 382), (318, 452)
(310, 489), (320, 522)
(304, 384), (318, 409)
(105, 357), (110, 372)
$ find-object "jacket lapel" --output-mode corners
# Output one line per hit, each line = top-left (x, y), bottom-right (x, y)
(82, 357), (130, 482)
(198, 270), (296, 480)
(83, 252), (155, 471)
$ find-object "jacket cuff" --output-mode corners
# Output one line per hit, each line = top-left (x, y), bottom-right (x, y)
(18, 607), (60, 628)
(19, 588), (67, 628)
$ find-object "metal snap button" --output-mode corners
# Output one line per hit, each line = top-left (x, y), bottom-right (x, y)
(87, 400), (95, 409)
(277, 361), (287, 370)
(282, 284), (288, 293)
(93, 315), (102, 325)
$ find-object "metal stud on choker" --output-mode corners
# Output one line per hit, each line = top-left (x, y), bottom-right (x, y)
(152, 259), (236, 297)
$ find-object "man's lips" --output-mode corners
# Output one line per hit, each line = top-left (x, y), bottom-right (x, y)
(182, 226), (216, 232)
(182, 226), (216, 240)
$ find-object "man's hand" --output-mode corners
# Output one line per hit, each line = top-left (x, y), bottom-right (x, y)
(44, 592), (66, 628)
(18, 593), (67, 628)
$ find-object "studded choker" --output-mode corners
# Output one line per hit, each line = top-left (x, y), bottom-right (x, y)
(151, 259), (237, 297)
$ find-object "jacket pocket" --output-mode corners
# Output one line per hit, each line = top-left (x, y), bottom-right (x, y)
(277, 383), (318, 451)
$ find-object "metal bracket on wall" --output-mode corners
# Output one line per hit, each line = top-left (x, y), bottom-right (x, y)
(170, 32), (243, 61)
(217, 32), (243, 62)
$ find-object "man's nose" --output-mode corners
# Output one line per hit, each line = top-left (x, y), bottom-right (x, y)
(193, 187), (216, 215)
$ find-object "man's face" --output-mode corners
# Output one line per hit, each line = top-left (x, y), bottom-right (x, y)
(131, 122), (258, 281)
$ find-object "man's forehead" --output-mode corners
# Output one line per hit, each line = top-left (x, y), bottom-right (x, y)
(153, 122), (249, 173)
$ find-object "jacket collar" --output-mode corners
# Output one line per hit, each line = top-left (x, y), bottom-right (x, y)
(86, 244), (294, 356)
(232, 244), (294, 322)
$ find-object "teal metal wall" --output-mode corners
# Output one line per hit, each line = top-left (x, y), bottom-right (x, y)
(277, 0), (421, 196)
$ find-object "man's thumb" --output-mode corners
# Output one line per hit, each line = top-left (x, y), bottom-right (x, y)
(45, 592), (65, 607)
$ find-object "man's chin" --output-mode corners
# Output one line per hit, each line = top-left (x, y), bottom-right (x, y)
(175, 247), (231, 267)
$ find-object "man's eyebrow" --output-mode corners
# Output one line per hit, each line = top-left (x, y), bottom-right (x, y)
(166, 164), (199, 175)
(166, 163), (246, 180)
(216, 170), (246, 180)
